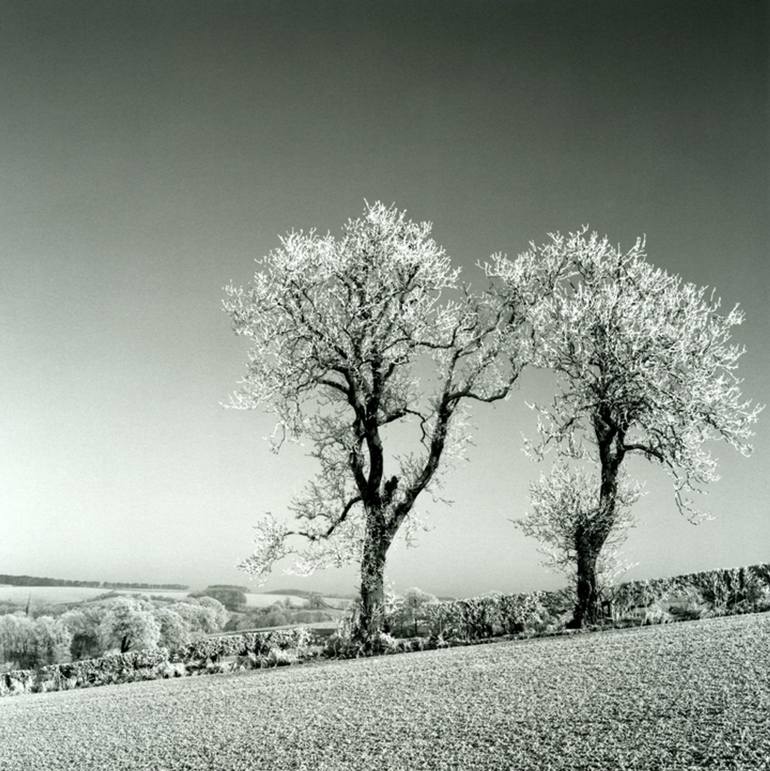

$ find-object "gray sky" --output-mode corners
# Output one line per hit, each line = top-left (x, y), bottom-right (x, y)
(1, 0), (768, 596)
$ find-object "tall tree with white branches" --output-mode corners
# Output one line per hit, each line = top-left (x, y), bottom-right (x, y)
(488, 228), (762, 626)
(224, 202), (563, 647)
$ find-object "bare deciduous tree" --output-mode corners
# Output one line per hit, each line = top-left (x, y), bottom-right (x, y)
(489, 228), (762, 626)
(224, 202), (561, 647)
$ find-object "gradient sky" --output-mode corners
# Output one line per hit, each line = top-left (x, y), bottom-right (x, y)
(1, 0), (768, 596)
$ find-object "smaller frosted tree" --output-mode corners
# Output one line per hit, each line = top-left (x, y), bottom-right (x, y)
(488, 228), (762, 626)
(0, 614), (36, 669)
(98, 598), (161, 654)
(400, 587), (439, 636)
(173, 598), (227, 635)
(515, 462), (640, 620)
(0, 615), (71, 668)
(31, 616), (72, 667)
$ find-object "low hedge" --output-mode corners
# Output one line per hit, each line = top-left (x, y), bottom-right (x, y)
(1, 628), (323, 697)
(609, 563), (770, 617)
(1, 649), (172, 697)
(423, 592), (551, 641)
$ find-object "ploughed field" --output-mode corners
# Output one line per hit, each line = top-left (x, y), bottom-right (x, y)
(2, 614), (769, 770)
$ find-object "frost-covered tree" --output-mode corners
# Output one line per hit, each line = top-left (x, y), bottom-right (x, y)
(153, 608), (191, 652)
(515, 461), (640, 618)
(193, 597), (229, 631)
(98, 598), (161, 653)
(489, 228), (762, 626)
(224, 202), (563, 647)
(0, 614), (71, 668)
(61, 607), (103, 660)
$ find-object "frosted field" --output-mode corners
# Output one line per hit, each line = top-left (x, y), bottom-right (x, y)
(0, 586), (190, 605)
(0, 585), (336, 609)
(241, 592), (309, 608)
(2, 613), (768, 770)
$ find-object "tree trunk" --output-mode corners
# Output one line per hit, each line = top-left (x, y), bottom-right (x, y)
(351, 530), (389, 651)
(571, 544), (601, 628)
(571, 419), (624, 628)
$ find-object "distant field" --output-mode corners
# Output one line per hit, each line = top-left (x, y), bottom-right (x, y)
(0, 585), (344, 610)
(2, 613), (768, 770)
(232, 620), (340, 635)
(242, 592), (308, 608)
(0, 585), (190, 605)
(243, 593), (350, 609)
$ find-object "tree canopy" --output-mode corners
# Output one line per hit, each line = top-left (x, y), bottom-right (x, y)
(490, 228), (762, 624)
(224, 202), (564, 644)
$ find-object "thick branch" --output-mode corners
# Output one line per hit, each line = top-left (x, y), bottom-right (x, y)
(291, 495), (363, 541)
(622, 443), (665, 462)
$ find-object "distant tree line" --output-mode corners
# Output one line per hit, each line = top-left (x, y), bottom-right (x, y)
(102, 581), (189, 591)
(0, 575), (188, 591)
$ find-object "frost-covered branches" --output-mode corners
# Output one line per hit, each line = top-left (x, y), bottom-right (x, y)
(491, 227), (761, 626)
(225, 203), (561, 640)
(490, 227), (763, 521)
(516, 462), (641, 588)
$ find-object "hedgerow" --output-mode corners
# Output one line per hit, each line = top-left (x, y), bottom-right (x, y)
(0, 649), (172, 696)
(422, 592), (550, 640)
(1, 628), (322, 697)
(609, 563), (770, 619)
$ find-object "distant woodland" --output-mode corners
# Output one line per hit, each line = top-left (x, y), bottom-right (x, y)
(0, 575), (188, 591)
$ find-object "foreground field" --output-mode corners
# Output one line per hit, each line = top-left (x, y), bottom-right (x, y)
(2, 614), (769, 770)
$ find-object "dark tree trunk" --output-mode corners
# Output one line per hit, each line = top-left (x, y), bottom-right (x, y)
(572, 543), (601, 627)
(570, 412), (625, 628)
(351, 519), (390, 651)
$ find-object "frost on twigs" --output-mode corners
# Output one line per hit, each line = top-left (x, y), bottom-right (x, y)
(494, 227), (761, 625)
(488, 227), (763, 523)
(515, 461), (641, 588)
(225, 202), (562, 607)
